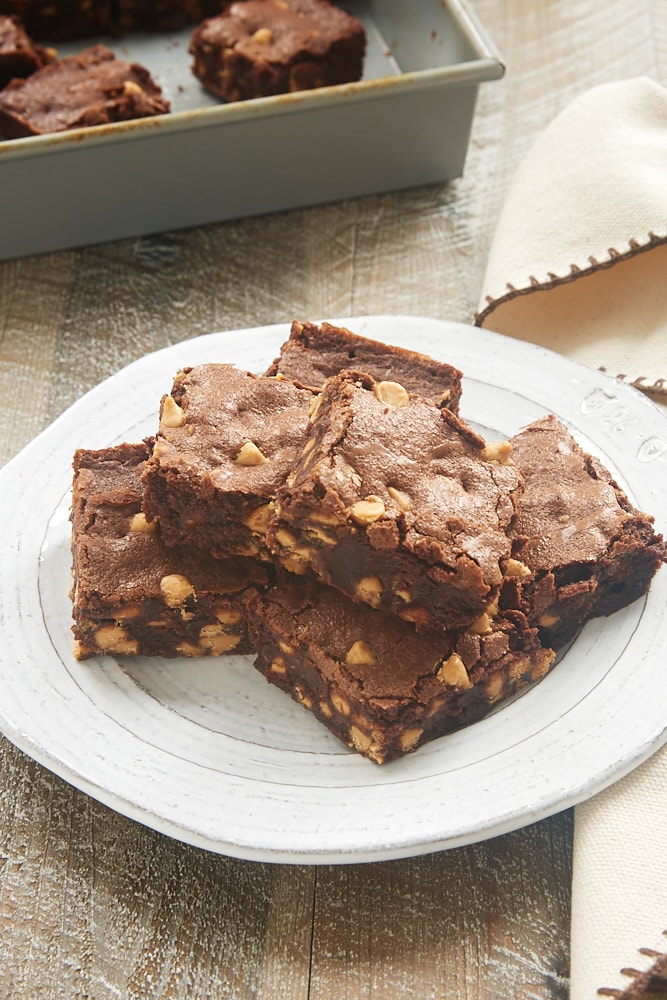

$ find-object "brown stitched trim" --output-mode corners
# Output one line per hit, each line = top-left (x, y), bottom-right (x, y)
(474, 231), (667, 328)
(597, 934), (667, 999)
(473, 232), (667, 396)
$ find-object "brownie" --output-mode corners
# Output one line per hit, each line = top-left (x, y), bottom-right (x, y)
(189, 0), (366, 103)
(141, 364), (315, 559)
(0, 0), (221, 39)
(0, 0), (110, 41)
(245, 577), (555, 764)
(502, 415), (667, 648)
(71, 441), (269, 659)
(265, 319), (463, 412)
(0, 14), (53, 88)
(0, 44), (169, 138)
(268, 369), (524, 630)
(110, 0), (222, 34)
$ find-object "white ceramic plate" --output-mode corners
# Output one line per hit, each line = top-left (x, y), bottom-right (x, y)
(1, 316), (666, 864)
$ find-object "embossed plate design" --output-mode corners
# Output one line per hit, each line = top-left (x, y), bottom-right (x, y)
(0, 316), (666, 863)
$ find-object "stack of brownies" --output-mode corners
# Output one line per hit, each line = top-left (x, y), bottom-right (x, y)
(70, 320), (667, 763)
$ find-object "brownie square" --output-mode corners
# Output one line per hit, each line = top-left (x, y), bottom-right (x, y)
(265, 319), (463, 412)
(503, 415), (667, 648)
(268, 369), (524, 630)
(71, 441), (269, 659)
(245, 577), (555, 764)
(0, 0), (221, 39)
(0, 14), (53, 89)
(0, 44), (169, 138)
(0, 0), (111, 41)
(189, 0), (366, 102)
(110, 0), (222, 34)
(141, 364), (314, 559)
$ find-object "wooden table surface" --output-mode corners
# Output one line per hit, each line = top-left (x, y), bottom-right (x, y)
(1, 1), (665, 996)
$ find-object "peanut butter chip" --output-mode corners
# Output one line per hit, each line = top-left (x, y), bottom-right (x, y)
(252, 27), (273, 43)
(467, 612), (492, 635)
(275, 527), (298, 549)
(387, 486), (411, 511)
(399, 727), (423, 751)
(374, 380), (410, 408)
(199, 631), (241, 654)
(94, 623), (137, 655)
(355, 576), (383, 606)
(345, 640), (377, 666)
(308, 394), (322, 422)
(505, 558), (531, 579)
(215, 606), (243, 625)
(235, 441), (267, 466)
(243, 503), (272, 534)
(161, 395), (185, 428)
(160, 573), (195, 607)
(437, 652), (473, 689)
(481, 440), (513, 464)
(349, 495), (385, 525)
(123, 80), (143, 95)
(129, 511), (158, 534)
(331, 691), (351, 716)
(349, 725), (372, 752)
(485, 672), (505, 701)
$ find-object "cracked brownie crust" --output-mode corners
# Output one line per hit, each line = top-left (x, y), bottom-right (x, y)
(246, 577), (555, 764)
(265, 319), (463, 412)
(503, 415), (667, 647)
(71, 441), (269, 659)
(268, 369), (524, 630)
(141, 364), (314, 560)
(0, 43), (169, 137)
(189, 0), (366, 103)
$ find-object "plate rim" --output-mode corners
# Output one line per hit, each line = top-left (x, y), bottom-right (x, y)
(1, 314), (666, 864)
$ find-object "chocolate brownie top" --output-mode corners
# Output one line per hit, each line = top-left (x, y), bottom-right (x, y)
(280, 370), (522, 584)
(250, 578), (544, 709)
(509, 414), (665, 572)
(147, 364), (313, 497)
(266, 319), (463, 410)
(0, 43), (169, 137)
(72, 441), (267, 600)
(193, 0), (365, 62)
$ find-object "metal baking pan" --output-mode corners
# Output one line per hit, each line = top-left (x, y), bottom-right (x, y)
(0, 0), (504, 260)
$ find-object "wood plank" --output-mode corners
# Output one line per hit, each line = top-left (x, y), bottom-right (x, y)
(0, 739), (315, 999)
(0, 252), (76, 464)
(309, 814), (573, 1000)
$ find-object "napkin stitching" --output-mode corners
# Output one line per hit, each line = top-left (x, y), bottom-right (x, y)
(475, 231), (667, 393)
(596, 931), (667, 998)
(474, 230), (667, 328)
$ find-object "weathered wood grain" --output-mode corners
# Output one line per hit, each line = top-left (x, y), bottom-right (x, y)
(0, 1), (665, 996)
(308, 818), (572, 1000)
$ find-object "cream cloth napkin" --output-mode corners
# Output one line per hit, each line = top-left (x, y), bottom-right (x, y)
(571, 752), (667, 999)
(475, 77), (667, 998)
(476, 76), (667, 395)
